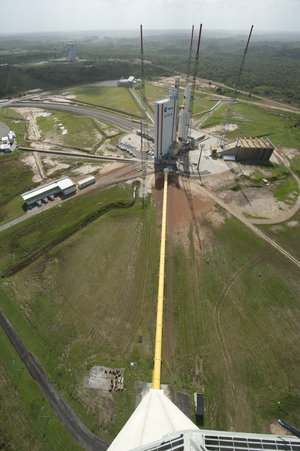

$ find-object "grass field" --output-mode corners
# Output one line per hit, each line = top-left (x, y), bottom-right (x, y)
(0, 107), (27, 146)
(67, 86), (142, 118)
(36, 110), (113, 151)
(0, 183), (135, 276)
(142, 82), (215, 116)
(0, 185), (299, 444)
(162, 209), (300, 433)
(0, 328), (82, 450)
(200, 102), (300, 149)
(0, 193), (160, 443)
(0, 151), (36, 225)
(258, 209), (300, 261)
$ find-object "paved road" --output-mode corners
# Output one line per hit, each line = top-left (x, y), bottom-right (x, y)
(0, 308), (109, 451)
(10, 101), (137, 132)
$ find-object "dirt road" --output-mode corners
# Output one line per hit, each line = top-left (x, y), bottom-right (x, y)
(0, 308), (108, 451)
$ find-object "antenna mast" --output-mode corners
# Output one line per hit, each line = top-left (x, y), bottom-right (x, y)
(140, 25), (149, 155)
(187, 24), (202, 143)
(186, 25), (195, 84)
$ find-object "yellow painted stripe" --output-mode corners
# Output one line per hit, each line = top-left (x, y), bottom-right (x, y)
(152, 169), (168, 390)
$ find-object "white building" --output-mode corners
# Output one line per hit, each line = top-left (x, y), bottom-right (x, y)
(118, 76), (141, 88)
(0, 131), (16, 153)
(154, 98), (175, 159)
(21, 176), (76, 207)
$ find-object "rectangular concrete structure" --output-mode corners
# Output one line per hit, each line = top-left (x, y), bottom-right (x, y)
(220, 137), (274, 163)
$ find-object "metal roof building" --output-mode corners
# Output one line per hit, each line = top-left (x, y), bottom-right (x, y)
(21, 176), (76, 206)
(219, 137), (274, 163)
(118, 76), (141, 88)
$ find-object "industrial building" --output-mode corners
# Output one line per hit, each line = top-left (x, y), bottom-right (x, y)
(218, 137), (274, 163)
(118, 76), (141, 88)
(154, 98), (176, 159)
(67, 42), (76, 62)
(21, 176), (76, 208)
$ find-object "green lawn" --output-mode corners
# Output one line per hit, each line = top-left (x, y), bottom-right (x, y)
(201, 102), (300, 149)
(36, 110), (108, 151)
(0, 328), (82, 450)
(68, 86), (142, 118)
(192, 97), (218, 116)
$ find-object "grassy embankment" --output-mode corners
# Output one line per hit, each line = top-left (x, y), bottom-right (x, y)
(0, 330), (82, 450)
(0, 151), (36, 225)
(0, 183), (136, 277)
(36, 110), (121, 152)
(0, 185), (160, 444)
(67, 86), (142, 119)
(1, 184), (299, 443)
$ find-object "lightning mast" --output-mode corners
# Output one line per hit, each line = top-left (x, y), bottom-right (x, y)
(187, 24), (203, 143)
(139, 25), (150, 156)
(219, 25), (254, 149)
(186, 25), (195, 84)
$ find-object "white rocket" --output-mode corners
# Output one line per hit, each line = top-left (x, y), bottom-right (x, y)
(178, 83), (191, 142)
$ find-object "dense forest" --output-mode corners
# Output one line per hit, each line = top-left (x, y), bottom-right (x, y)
(0, 30), (299, 104)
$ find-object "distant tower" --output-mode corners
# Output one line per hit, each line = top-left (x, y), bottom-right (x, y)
(67, 42), (76, 63)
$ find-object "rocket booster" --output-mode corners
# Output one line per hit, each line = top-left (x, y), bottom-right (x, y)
(178, 84), (191, 142)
